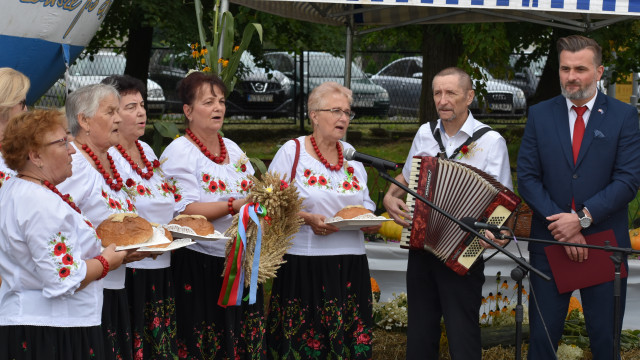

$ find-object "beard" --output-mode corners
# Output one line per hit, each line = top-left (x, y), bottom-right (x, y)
(560, 79), (598, 101)
(437, 109), (457, 122)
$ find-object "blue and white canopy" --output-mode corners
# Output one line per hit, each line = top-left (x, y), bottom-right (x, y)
(232, 0), (640, 32)
(0, 1), (111, 104)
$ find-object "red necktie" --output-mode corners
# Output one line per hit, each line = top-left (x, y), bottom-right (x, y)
(572, 105), (587, 165)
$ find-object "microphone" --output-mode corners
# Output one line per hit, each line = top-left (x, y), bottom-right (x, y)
(459, 217), (509, 233)
(343, 148), (399, 171)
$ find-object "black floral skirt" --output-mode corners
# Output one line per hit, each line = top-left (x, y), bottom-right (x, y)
(172, 248), (266, 360)
(266, 254), (374, 360)
(126, 266), (177, 359)
(0, 324), (105, 360)
(102, 288), (133, 360)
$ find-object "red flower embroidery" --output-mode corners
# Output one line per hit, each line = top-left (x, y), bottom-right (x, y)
(460, 145), (469, 154)
(54, 242), (66, 256)
(174, 194), (182, 202)
(202, 174), (210, 183)
(126, 178), (135, 187)
(135, 348), (143, 360)
(161, 183), (169, 192)
(342, 181), (352, 190)
(308, 176), (317, 186)
(0, 171), (5, 179)
(353, 182), (360, 190)
(347, 166), (354, 174)
(241, 180), (249, 191)
(304, 169), (311, 178)
(62, 254), (74, 265)
(101, 190), (108, 198)
(108, 198), (116, 209)
(353, 176), (359, 183)
(152, 159), (160, 168)
(184, 284), (192, 292)
(208, 180), (218, 192)
(59, 267), (70, 278)
(22, 341), (27, 349)
(318, 176), (327, 186)
(280, 180), (288, 190)
(115, 201), (122, 210)
(218, 180), (226, 191)
(240, 163), (246, 172)
(85, 220), (93, 228)
(136, 185), (146, 195)
(127, 199), (134, 211)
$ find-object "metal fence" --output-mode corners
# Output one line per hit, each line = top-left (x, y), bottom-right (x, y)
(34, 48), (546, 125)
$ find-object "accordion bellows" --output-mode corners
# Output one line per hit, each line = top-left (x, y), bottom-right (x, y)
(401, 156), (521, 275)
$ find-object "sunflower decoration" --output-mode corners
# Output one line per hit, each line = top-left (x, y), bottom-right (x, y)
(218, 171), (303, 307)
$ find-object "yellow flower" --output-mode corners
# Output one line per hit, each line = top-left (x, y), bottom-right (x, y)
(218, 58), (223, 64)
(488, 292), (495, 301)
(511, 309), (516, 316)
(233, 45), (240, 52)
(266, 186), (273, 193)
(501, 306), (508, 313)
(222, 60), (229, 68)
(192, 50), (198, 58)
(501, 280), (509, 289)
(481, 312), (487, 320)
(202, 47), (208, 55)
(567, 296), (583, 318)
(190, 43), (195, 50)
(481, 296), (486, 305)
(203, 66), (211, 72)
(174, 134), (181, 139)
(201, 58), (206, 65)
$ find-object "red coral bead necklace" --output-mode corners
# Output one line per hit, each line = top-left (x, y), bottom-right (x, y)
(81, 143), (123, 191)
(186, 128), (227, 164)
(115, 141), (157, 180)
(17, 174), (81, 214)
(310, 135), (343, 171)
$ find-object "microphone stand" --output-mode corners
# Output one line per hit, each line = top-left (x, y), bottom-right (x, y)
(495, 234), (640, 359)
(375, 167), (550, 282)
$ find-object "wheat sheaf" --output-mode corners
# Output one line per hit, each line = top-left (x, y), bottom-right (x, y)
(223, 171), (304, 286)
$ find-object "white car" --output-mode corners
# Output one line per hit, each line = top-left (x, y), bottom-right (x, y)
(38, 51), (166, 115)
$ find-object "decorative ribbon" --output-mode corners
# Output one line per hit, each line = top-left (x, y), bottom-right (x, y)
(218, 202), (266, 307)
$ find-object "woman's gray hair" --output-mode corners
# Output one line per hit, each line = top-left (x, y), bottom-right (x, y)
(308, 81), (352, 113)
(66, 83), (120, 136)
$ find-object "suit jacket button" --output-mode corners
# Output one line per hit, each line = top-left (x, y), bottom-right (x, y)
(573, 174), (578, 179)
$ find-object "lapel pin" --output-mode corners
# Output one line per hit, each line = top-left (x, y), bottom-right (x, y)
(598, 108), (603, 114)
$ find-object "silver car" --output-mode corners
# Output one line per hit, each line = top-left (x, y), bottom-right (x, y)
(371, 56), (526, 118)
(38, 51), (166, 115)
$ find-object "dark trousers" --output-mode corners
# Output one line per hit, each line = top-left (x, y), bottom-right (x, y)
(528, 252), (626, 360)
(406, 250), (485, 360)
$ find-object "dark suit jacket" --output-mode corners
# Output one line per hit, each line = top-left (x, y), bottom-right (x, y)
(517, 92), (640, 253)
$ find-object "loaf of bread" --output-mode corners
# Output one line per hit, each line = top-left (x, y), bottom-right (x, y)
(97, 213), (154, 247)
(169, 214), (214, 236)
(334, 205), (373, 219)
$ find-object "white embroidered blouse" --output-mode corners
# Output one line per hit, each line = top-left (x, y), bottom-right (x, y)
(0, 177), (103, 327)
(110, 140), (175, 269)
(58, 142), (136, 290)
(268, 136), (375, 256)
(160, 136), (255, 257)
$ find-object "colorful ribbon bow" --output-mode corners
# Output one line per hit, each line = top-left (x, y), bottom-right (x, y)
(218, 202), (266, 307)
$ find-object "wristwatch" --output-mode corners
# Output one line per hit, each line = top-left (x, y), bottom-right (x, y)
(577, 208), (592, 229)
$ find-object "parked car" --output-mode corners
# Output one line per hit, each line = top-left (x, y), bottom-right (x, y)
(370, 56), (527, 118)
(264, 51), (390, 118)
(225, 53), (295, 118)
(494, 53), (546, 102)
(38, 51), (166, 115)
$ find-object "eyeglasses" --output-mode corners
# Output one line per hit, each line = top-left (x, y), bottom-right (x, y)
(315, 108), (356, 120)
(46, 136), (69, 149)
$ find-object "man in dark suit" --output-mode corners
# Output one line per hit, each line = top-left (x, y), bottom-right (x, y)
(518, 35), (640, 359)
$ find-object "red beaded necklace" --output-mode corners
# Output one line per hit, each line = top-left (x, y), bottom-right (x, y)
(18, 174), (81, 214)
(310, 135), (343, 171)
(44, 180), (82, 214)
(186, 128), (227, 164)
(81, 143), (123, 191)
(115, 141), (157, 180)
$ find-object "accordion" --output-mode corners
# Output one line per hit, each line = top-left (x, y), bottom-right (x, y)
(400, 156), (520, 275)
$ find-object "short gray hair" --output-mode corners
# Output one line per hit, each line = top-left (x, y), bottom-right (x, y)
(308, 81), (352, 113)
(66, 83), (120, 136)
